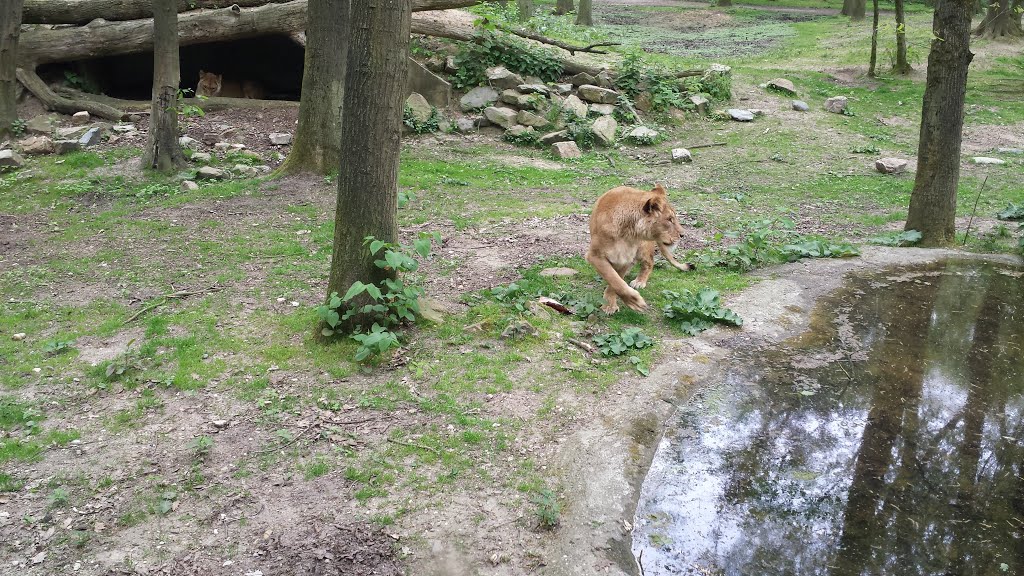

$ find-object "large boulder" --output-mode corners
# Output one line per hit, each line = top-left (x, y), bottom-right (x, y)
(562, 95), (588, 120)
(551, 141), (582, 159)
(727, 109), (755, 122)
(406, 57), (450, 107)
(518, 84), (550, 95)
(483, 106), (518, 129)
(405, 92), (433, 123)
(875, 157), (909, 174)
(20, 136), (55, 155)
(577, 84), (619, 105)
(25, 114), (58, 135)
(55, 140), (81, 155)
(516, 110), (549, 128)
(0, 149), (25, 167)
(78, 126), (105, 148)
(766, 78), (797, 95)
(460, 86), (499, 111)
(590, 103), (615, 116)
(539, 130), (571, 145)
(824, 96), (848, 114)
(569, 72), (596, 86)
(627, 126), (659, 144)
(591, 116), (617, 146)
(268, 132), (292, 146)
(486, 66), (524, 90)
(196, 166), (228, 180)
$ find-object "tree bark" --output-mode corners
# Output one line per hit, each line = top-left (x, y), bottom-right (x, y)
(575, 0), (592, 25)
(277, 0), (347, 175)
(894, 0), (911, 73)
(554, 0), (573, 15)
(718, 0), (733, 7)
(22, 0), (478, 25)
(841, 0), (866, 19)
(0, 0), (23, 139)
(972, 0), (1024, 38)
(142, 0), (186, 173)
(325, 0), (411, 332)
(516, 0), (533, 21)
(868, 0), (879, 76)
(905, 0), (974, 246)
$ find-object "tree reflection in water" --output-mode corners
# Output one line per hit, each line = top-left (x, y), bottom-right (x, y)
(633, 261), (1024, 576)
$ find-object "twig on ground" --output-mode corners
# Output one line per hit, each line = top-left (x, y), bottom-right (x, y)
(257, 423), (318, 455)
(123, 285), (224, 324)
(962, 175), (989, 246)
(568, 338), (596, 354)
(387, 437), (440, 455)
(499, 26), (621, 54)
(223, 502), (265, 524)
(686, 142), (727, 150)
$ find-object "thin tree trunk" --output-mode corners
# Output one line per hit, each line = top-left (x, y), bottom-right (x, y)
(842, 0), (866, 19)
(277, 0), (347, 175)
(973, 0), (1024, 38)
(905, 0), (974, 246)
(576, 0), (592, 25)
(554, 0), (573, 15)
(869, 0), (879, 76)
(325, 0), (411, 333)
(0, 0), (23, 139)
(894, 0), (911, 73)
(516, 0), (533, 21)
(142, 0), (185, 173)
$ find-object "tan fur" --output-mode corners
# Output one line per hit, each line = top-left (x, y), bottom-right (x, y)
(195, 70), (264, 99)
(585, 184), (692, 314)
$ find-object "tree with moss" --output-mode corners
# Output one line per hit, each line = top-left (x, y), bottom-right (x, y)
(0, 0), (23, 139)
(142, 0), (186, 173)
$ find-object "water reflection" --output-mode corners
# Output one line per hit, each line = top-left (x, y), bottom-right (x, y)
(633, 260), (1024, 576)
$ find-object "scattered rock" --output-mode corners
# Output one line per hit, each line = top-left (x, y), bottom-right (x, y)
(570, 72), (597, 86)
(824, 96), (848, 114)
(180, 180), (199, 192)
(500, 89), (523, 105)
(518, 84), (550, 95)
(875, 157), (909, 174)
(229, 143), (247, 151)
(0, 149), (24, 167)
(201, 132), (221, 145)
(627, 126), (659, 143)
(539, 267), (578, 277)
(505, 125), (535, 138)
(591, 115), (618, 146)
(553, 83), (573, 95)
(190, 152), (212, 163)
(195, 166), (227, 180)
(26, 114), (57, 135)
(268, 132), (292, 146)
(766, 78), (797, 95)
(501, 319), (539, 340)
(78, 127), (104, 147)
(727, 109), (755, 122)
(55, 140), (81, 154)
(996, 147), (1022, 154)
(690, 94), (709, 115)
(516, 110), (549, 128)
(483, 106), (518, 129)
(671, 148), (692, 163)
(486, 66), (524, 90)
(179, 135), (200, 149)
(455, 117), (476, 132)
(972, 156), (1006, 165)
(578, 84), (619, 105)
(212, 419), (229, 429)
(634, 92), (653, 112)
(595, 70), (615, 88)
(233, 164), (260, 177)
(57, 126), (90, 139)
(444, 55), (458, 73)
(460, 86), (500, 111)
(111, 123), (135, 133)
(213, 142), (232, 152)
(417, 297), (448, 323)
(562, 95), (588, 119)
(405, 92), (433, 123)
(20, 135), (55, 155)
(11, 333), (26, 341)
(219, 127), (242, 143)
(71, 111), (91, 125)
(551, 141), (582, 159)
(792, 100), (810, 112)
(539, 130), (571, 145)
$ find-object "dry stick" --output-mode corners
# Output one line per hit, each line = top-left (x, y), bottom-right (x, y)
(686, 142), (727, 150)
(387, 437), (440, 455)
(498, 25), (621, 54)
(123, 285), (224, 324)
(568, 338), (596, 354)
(257, 424), (318, 455)
(962, 175), (989, 246)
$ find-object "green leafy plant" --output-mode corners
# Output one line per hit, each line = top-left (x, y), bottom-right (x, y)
(662, 288), (742, 336)
(43, 338), (76, 356)
(451, 31), (562, 89)
(10, 119), (26, 137)
(63, 70), (99, 93)
(157, 490), (178, 515)
(778, 240), (860, 260)
(532, 488), (560, 529)
(566, 118), (596, 149)
(592, 328), (654, 357)
(403, 105), (442, 134)
(997, 203), (1024, 220)
(130, 183), (177, 200)
(695, 219), (791, 271)
(223, 149), (260, 166)
(175, 88), (206, 118)
(851, 144), (881, 154)
(503, 128), (541, 147)
(47, 488), (70, 509)
(624, 126), (662, 146)
(188, 435), (213, 459)
(868, 229), (923, 247)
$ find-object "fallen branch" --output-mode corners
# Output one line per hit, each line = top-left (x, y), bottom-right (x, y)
(387, 437), (440, 455)
(568, 338), (596, 355)
(500, 26), (621, 55)
(123, 285), (224, 324)
(16, 68), (126, 121)
(686, 141), (727, 150)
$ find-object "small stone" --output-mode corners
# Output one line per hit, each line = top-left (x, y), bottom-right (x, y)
(569, 72), (597, 86)
(219, 127), (242, 143)
(190, 152), (212, 163)
(553, 83), (573, 95)
(486, 66), (524, 90)
(766, 78), (797, 95)
(500, 89), (523, 106)
(562, 94), (588, 119)
(31, 551), (45, 565)
(57, 126), (90, 139)
(460, 86), (499, 111)
(179, 135), (200, 149)
(577, 84), (619, 105)
(20, 135), (55, 155)
(55, 140), (81, 154)
(996, 147), (1022, 154)
(212, 420), (229, 429)
(111, 124), (135, 133)
(671, 148), (692, 163)
(71, 111), (90, 125)
(11, 333), (26, 341)
(213, 142), (232, 152)
(229, 143), (247, 151)
(824, 96), (848, 114)
(634, 92), (653, 112)
(792, 100), (810, 112)
(501, 319), (539, 340)
(483, 106), (518, 129)
(180, 180), (199, 192)
(78, 127), (104, 147)
(195, 166), (227, 180)
(972, 156), (1006, 165)
(233, 164), (260, 177)
(517, 84), (550, 95)
(455, 118), (476, 132)
(538, 267), (578, 277)
(690, 94), (710, 115)
(627, 126), (659, 143)
(417, 297), (448, 323)
(551, 141), (582, 159)
(727, 109), (755, 122)
(268, 132), (292, 146)
(595, 70), (615, 88)
(445, 55), (458, 73)
(875, 157), (909, 174)
(0, 149), (24, 167)
(591, 115), (618, 146)
(516, 110), (549, 128)
(539, 130), (571, 145)
(505, 125), (534, 138)
(405, 92), (433, 123)
(590, 103), (615, 116)
(201, 132), (220, 145)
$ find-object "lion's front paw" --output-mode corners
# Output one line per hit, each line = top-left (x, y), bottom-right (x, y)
(622, 291), (648, 312)
(601, 302), (620, 314)
(629, 278), (647, 289)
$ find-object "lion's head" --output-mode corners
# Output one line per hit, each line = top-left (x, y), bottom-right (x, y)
(195, 70), (222, 98)
(641, 184), (684, 248)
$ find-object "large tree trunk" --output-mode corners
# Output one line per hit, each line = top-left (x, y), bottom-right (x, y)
(841, 0), (866, 19)
(0, 0), (23, 140)
(143, 0), (186, 173)
(972, 0), (1024, 38)
(894, 0), (911, 73)
(516, 0), (533, 21)
(277, 0), (347, 175)
(22, 0), (477, 24)
(554, 0), (573, 15)
(325, 0), (411, 332)
(905, 0), (974, 246)
(868, 0), (879, 77)
(576, 0), (592, 25)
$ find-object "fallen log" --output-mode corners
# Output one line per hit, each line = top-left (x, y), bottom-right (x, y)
(23, 0), (482, 25)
